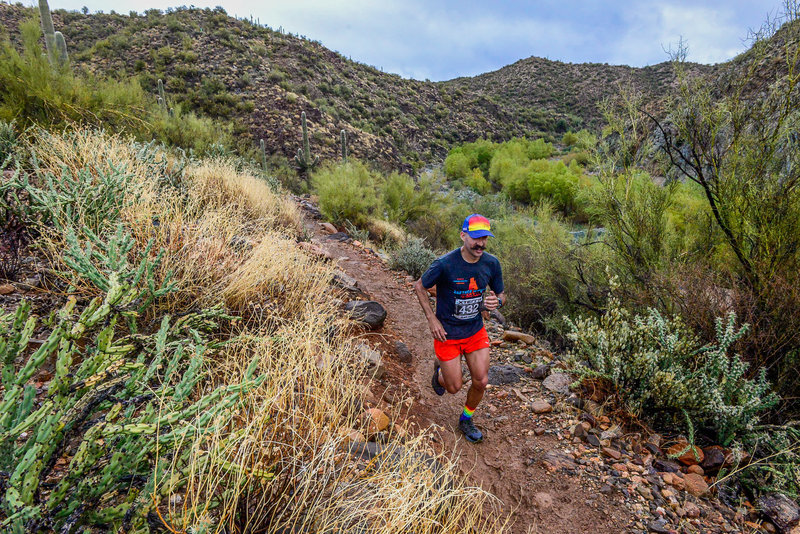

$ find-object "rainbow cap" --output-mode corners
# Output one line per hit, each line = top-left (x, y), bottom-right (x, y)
(461, 214), (494, 238)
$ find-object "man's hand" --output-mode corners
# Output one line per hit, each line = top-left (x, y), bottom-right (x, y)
(484, 290), (500, 311)
(427, 316), (447, 342)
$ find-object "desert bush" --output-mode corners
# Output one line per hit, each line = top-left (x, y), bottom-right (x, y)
(389, 236), (436, 278)
(465, 167), (492, 194)
(567, 293), (779, 445)
(491, 204), (611, 335)
(312, 160), (381, 225)
(0, 19), (148, 132)
(381, 171), (436, 224)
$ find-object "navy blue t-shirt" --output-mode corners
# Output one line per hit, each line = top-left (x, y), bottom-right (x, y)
(420, 248), (504, 340)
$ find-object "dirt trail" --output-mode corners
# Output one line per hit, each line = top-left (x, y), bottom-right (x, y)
(308, 220), (632, 533)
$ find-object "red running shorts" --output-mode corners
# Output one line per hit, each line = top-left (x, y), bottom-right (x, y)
(434, 327), (490, 362)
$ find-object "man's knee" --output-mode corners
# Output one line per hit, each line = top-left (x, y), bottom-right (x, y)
(444, 379), (462, 394)
(471, 374), (488, 392)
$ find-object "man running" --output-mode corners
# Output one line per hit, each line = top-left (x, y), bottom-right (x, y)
(413, 214), (505, 443)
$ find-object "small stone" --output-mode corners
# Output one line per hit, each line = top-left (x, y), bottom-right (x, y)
(637, 486), (653, 500)
(600, 484), (613, 494)
(683, 473), (710, 497)
(321, 222), (338, 234)
(394, 341), (413, 364)
(0, 284), (15, 295)
(502, 330), (536, 344)
(542, 372), (572, 395)
(534, 427), (546, 436)
(687, 464), (704, 475)
(648, 519), (669, 533)
(701, 445), (726, 473)
(653, 459), (681, 473)
(683, 501), (701, 519)
(364, 408), (389, 433)
(356, 344), (386, 380)
(530, 364), (550, 379)
(571, 423), (588, 441)
(531, 400), (553, 414)
(602, 447), (622, 461)
(587, 434), (601, 447)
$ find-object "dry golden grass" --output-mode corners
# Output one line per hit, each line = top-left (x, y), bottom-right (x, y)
(156, 315), (506, 533)
(367, 217), (408, 248)
(26, 128), (508, 532)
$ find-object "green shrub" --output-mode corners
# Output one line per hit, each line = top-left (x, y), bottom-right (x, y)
(381, 171), (436, 224)
(0, 19), (146, 132)
(312, 160), (381, 225)
(389, 237), (436, 278)
(567, 295), (779, 445)
(491, 204), (610, 335)
(465, 167), (492, 194)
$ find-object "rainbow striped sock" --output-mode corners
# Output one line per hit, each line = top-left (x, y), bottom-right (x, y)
(459, 404), (476, 422)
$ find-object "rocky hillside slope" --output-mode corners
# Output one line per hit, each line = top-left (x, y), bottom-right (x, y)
(0, 4), (781, 170)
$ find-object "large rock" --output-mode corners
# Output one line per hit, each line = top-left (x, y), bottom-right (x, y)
(542, 372), (572, 395)
(758, 494), (800, 533)
(344, 300), (387, 329)
(502, 330), (536, 344)
(488, 365), (524, 385)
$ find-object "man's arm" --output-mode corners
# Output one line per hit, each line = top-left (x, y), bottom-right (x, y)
(413, 279), (447, 342)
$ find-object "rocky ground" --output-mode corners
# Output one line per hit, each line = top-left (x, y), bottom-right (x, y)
(298, 199), (798, 534)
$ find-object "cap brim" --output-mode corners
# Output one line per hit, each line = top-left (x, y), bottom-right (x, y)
(466, 230), (494, 238)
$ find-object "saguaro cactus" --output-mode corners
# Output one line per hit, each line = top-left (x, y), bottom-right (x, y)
(340, 129), (348, 161)
(157, 78), (168, 112)
(294, 111), (319, 171)
(38, 0), (55, 61)
(38, 0), (67, 66)
(260, 138), (268, 174)
(54, 30), (68, 64)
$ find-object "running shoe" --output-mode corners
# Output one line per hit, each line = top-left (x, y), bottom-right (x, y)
(431, 361), (445, 396)
(459, 418), (483, 443)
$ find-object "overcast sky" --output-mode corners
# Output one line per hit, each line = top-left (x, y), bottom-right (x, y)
(46, 0), (784, 81)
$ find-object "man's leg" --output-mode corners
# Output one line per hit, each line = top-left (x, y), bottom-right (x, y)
(463, 347), (490, 410)
(436, 356), (463, 394)
(458, 347), (490, 443)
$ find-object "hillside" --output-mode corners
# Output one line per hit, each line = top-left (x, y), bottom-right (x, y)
(0, 3), (710, 169)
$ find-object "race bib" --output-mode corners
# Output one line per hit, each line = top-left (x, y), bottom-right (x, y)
(454, 296), (482, 320)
